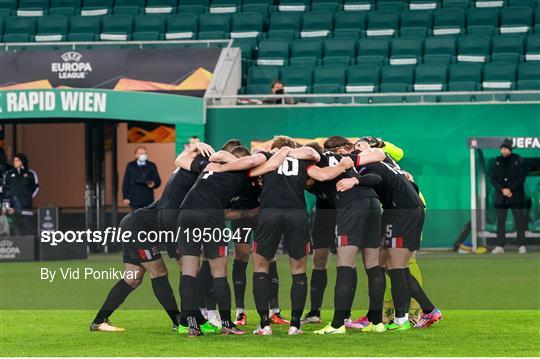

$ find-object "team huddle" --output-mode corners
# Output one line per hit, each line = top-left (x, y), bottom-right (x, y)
(90, 135), (442, 336)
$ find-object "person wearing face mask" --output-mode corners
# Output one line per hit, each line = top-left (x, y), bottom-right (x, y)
(263, 81), (295, 105)
(122, 146), (161, 210)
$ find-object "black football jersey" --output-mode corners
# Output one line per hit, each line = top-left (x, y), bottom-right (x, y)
(259, 151), (313, 209)
(230, 182), (261, 210)
(359, 154), (424, 209)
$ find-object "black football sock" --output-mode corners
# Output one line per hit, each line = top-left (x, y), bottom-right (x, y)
(331, 266), (355, 328)
(309, 268), (327, 316)
(365, 266), (385, 325)
(151, 275), (180, 326)
(388, 268), (409, 319)
(268, 261), (280, 310)
(180, 274), (200, 328)
(213, 276), (233, 327)
(232, 259), (248, 310)
(253, 272), (271, 327)
(93, 279), (135, 324)
(197, 260), (216, 311)
(290, 273), (308, 328)
(344, 268), (357, 319)
(405, 267), (435, 313)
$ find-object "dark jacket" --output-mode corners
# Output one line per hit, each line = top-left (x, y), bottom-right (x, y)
(490, 153), (526, 206)
(122, 160), (161, 208)
(4, 167), (39, 209)
(1, 186), (22, 214)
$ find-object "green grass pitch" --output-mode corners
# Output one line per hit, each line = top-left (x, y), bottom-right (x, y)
(1, 252), (539, 356)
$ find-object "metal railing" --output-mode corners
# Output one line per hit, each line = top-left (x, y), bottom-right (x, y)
(0, 39), (233, 50)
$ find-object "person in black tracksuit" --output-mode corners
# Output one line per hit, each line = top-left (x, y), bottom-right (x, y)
(122, 147), (161, 210)
(490, 138), (528, 253)
(4, 153), (39, 235)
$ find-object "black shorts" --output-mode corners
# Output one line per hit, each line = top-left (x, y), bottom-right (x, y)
(122, 208), (162, 265)
(336, 198), (382, 249)
(177, 209), (229, 259)
(231, 216), (258, 244)
(311, 208), (336, 250)
(157, 208), (181, 260)
(382, 206), (425, 251)
(253, 208), (310, 260)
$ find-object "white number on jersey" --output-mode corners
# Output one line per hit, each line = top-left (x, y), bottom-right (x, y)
(277, 158), (299, 176)
(202, 171), (214, 179)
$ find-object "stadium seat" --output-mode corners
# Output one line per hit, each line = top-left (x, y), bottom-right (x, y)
(301, 11), (334, 38)
(414, 63), (448, 91)
(475, 0), (504, 7)
(35, 15), (69, 42)
(133, 14), (165, 40)
(281, 65), (313, 93)
(366, 10), (399, 37)
(346, 64), (381, 92)
(424, 36), (457, 64)
(442, 0), (470, 8)
(269, 12), (302, 33)
(491, 35), (525, 63)
(312, 65), (346, 94)
(0, 0), (17, 11)
(525, 34), (540, 61)
(50, 0), (82, 15)
(49, 6), (78, 16)
(457, 35), (491, 63)
(377, 0), (407, 11)
(334, 11), (367, 37)
(323, 37), (356, 65)
(482, 62), (516, 91)
(266, 29), (297, 40)
(443, 62), (482, 101)
(247, 66), (280, 93)
(17, 0), (49, 16)
(165, 14), (198, 40)
(432, 8), (465, 35)
(199, 13), (231, 33)
(400, 10), (432, 38)
(3, 16), (35, 42)
(68, 15), (100, 40)
(500, 6), (533, 34)
(278, 0), (309, 12)
(409, 0), (441, 10)
(290, 39), (323, 67)
(244, 0), (273, 5)
(357, 37), (390, 65)
(311, 0), (340, 13)
(145, 0), (177, 14)
(177, 4), (206, 15)
(517, 62), (540, 89)
(197, 30), (228, 39)
(0, 8), (13, 18)
(390, 37), (423, 65)
(257, 39), (290, 65)
(380, 65), (414, 91)
(81, 0), (112, 16)
(233, 38), (257, 59)
(210, 0), (241, 14)
(231, 12), (264, 38)
(242, 3), (270, 16)
(535, 7), (540, 33)
(100, 14), (133, 41)
(343, 0), (373, 11)
(113, 5), (142, 16)
(466, 8), (499, 36)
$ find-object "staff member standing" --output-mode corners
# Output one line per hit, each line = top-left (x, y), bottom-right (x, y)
(122, 146), (161, 210)
(4, 153), (39, 235)
(490, 139), (527, 255)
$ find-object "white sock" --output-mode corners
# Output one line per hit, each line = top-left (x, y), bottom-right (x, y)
(200, 307), (208, 320)
(235, 308), (245, 317)
(270, 308), (280, 316)
(207, 310), (219, 320)
(394, 313), (409, 326)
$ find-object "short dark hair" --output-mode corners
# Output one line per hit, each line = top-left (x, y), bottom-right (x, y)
(323, 136), (353, 151)
(231, 145), (251, 158)
(221, 139), (242, 153)
(271, 135), (296, 150)
(305, 141), (323, 154)
(271, 80), (284, 89)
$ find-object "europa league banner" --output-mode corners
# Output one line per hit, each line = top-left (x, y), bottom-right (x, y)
(0, 47), (221, 96)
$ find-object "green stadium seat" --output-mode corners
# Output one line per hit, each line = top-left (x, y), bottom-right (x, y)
(301, 11), (334, 38)
(145, 0), (177, 14)
(257, 39), (290, 65)
(81, 0), (112, 16)
(0, 0), (17, 11)
(233, 38), (258, 59)
(133, 14), (165, 40)
(346, 64), (380, 92)
(443, 62), (482, 101)
(366, 10), (399, 37)
(266, 29), (297, 40)
(442, 0), (470, 8)
(197, 30), (228, 39)
(535, 7), (540, 33)
(210, 0), (241, 14)
(199, 13), (231, 34)
(180, 0), (208, 5)
(3, 16), (35, 42)
(231, 12), (264, 38)
(409, 0), (441, 10)
(48, 6), (78, 17)
(377, 0), (407, 11)
(311, 1), (340, 13)
(242, 4), (270, 16)
(278, 0), (309, 12)
(269, 12), (302, 34)
(475, 0), (504, 7)
(482, 62), (516, 90)
(323, 37), (356, 65)
(281, 65), (313, 93)
(432, 8), (465, 35)
(247, 66), (280, 91)
(424, 36), (456, 64)
(290, 39), (323, 66)
(0, 8), (13, 18)
(357, 37), (390, 65)
(35, 15), (69, 42)
(244, 0), (273, 5)
(457, 35), (491, 62)
(500, 6), (533, 34)
(17, 0), (49, 16)
(100, 14), (133, 40)
(177, 4), (206, 15)
(466, 8), (499, 36)
(380, 65), (414, 91)
(50, 0), (81, 11)
(68, 15), (100, 40)
(517, 62), (540, 89)
(0, 17), (3, 35)
(400, 10), (432, 38)
(313, 65), (346, 90)
(334, 11), (367, 35)
(414, 63), (448, 91)
(333, 29), (362, 39)
(113, 5), (142, 16)
(342, 0), (373, 11)
(165, 14), (197, 39)
(491, 34), (524, 63)
(390, 37), (423, 65)
(245, 84), (272, 93)
(525, 34), (540, 61)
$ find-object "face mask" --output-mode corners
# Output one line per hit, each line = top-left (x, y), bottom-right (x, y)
(275, 89), (284, 95)
(138, 154), (148, 162)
